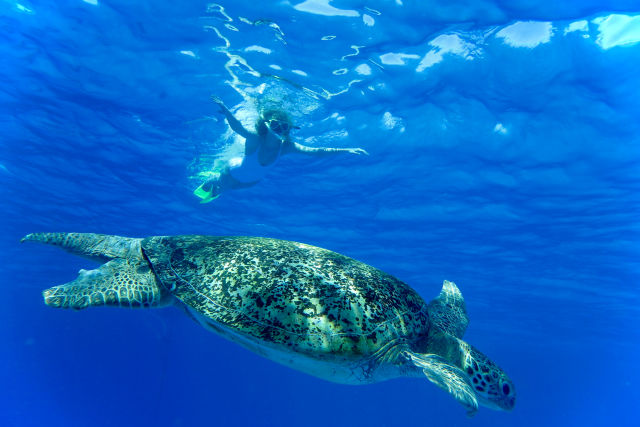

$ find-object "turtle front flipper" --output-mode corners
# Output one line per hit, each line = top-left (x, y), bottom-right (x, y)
(43, 258), (170, 310)
(427, 280), (469, 338)
(406, 351), (479, 416)
(21, 232), (142, 262)
(23, 232), (171, 310)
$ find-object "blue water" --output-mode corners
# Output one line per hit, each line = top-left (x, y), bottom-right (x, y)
(2, 1), (639, 426)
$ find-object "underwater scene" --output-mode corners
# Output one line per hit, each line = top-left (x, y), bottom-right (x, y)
(2, 0), (639, 426)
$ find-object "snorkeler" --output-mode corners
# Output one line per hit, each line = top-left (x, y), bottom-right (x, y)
(193, 96), (369, 202)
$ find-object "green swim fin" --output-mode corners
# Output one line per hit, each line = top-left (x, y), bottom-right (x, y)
(193, 183), (220, 203)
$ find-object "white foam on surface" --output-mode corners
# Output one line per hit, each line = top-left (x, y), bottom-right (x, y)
(293, 0), (359, 17)
(593, 14), (640, 49)
(379, 52), (420, 65)
(355, 64), (372, 75)
(496, 21), (554, 48)
(245, 45), (272, 54)
(417, 34), (476, 71)
(564, 20), (589, 35)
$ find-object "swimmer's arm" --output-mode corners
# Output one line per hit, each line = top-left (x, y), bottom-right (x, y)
(284, 141), (369, 156)
(211, 96), (253, 139)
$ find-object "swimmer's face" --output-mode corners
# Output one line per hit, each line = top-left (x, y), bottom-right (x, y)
(265, 119), (291, 136)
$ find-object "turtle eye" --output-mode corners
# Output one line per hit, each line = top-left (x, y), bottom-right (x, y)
(502, 383), (511, 395)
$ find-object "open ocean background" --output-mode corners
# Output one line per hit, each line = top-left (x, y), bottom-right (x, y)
(2, 1), (639, 426)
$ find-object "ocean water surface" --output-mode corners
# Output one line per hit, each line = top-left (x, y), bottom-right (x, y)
(2, 1), (639, 426)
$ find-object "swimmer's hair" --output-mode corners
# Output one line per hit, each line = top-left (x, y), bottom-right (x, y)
(256, 109), (292, 136)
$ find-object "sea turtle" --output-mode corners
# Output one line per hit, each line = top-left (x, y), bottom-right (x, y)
(22, 232), (515, 415)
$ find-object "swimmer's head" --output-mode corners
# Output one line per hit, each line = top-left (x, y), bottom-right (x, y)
(257, 110), (296, 137)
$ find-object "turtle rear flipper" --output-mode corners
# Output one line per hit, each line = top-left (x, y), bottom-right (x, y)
(43, 258), (170, 310)
(406, 351), (478, 416)
(21, 232), (142, 262)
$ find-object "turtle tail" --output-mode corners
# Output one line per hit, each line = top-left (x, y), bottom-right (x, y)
(21, 232), (142, 262)
(42, 258), (169, 310)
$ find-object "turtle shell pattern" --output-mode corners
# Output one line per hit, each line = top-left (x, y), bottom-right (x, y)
(142, 236), (429, 361)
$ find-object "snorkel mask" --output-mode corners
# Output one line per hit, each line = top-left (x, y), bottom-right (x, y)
(258, 110), (299, 137)
(266, 119), (292, 136)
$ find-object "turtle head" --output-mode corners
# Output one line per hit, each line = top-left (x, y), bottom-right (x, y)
(423, 281), (515, 412)
(417, 332), (515, 414)
(460, 340), (516, 411)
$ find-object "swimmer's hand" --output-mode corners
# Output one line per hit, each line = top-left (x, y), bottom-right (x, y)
(346, 148), (369, 156)
(210, 96), (229, 114)
(210, 96), (251, 138)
